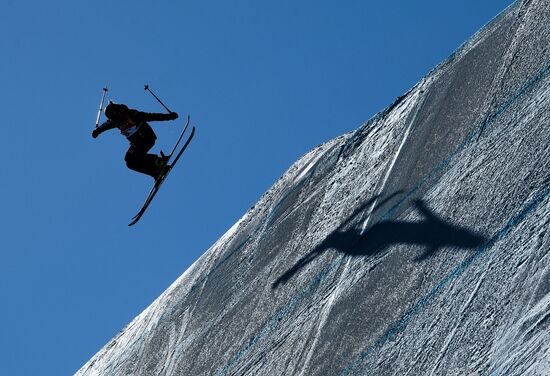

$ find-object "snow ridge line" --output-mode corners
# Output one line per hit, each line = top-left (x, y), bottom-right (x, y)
(340, 185), (550, 376)
(213, 59), (550, 374)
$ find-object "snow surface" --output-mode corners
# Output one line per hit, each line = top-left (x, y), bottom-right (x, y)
(76, 1), (550, 375)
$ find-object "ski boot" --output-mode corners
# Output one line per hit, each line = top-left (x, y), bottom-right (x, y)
(154, 151), (171, 182)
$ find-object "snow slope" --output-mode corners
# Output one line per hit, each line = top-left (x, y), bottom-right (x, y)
(76, 1), (550, 375)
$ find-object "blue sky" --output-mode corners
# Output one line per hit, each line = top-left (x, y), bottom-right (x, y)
(0, 1), (513, 375)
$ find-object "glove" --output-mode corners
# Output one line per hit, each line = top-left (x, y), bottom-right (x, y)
(92, 128), (101, 138)
(168, 112), (179, 120)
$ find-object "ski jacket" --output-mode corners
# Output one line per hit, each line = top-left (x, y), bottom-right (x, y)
(95, 109), (176, 139)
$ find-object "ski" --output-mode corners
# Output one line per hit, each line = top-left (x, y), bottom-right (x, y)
(128, 116), (195, 226)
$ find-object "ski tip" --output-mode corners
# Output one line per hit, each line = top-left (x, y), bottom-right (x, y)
(128, 213), (142, 226)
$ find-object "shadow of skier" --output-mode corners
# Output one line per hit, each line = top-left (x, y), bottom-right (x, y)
(272, 197), (487, 288)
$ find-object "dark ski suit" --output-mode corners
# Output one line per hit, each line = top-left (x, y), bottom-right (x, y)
(92, 103), (178, 179)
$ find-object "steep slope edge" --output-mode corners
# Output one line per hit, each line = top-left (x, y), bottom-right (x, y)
(77, 1), (550, 375)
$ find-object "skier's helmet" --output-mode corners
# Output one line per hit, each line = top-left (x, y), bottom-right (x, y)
(105, 101), (129, 120)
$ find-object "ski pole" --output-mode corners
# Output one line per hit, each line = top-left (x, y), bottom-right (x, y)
(95, 87), (109, 128)
(144, 84), (173, 113)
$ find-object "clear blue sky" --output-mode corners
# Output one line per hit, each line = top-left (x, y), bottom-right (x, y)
(1, 1), (513, 375)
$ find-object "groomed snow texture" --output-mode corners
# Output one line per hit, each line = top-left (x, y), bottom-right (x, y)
(77, 1), (550, 375)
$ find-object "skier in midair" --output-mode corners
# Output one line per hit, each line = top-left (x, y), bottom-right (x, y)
(92, 101), (178, 180)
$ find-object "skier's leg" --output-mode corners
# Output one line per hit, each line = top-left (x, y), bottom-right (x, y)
(125, 125), (166, 179)
(125, 146), (160, 178)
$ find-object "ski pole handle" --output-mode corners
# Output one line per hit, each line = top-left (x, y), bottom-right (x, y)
(95, 87), (109, 128)
(144, 84), (173, 113)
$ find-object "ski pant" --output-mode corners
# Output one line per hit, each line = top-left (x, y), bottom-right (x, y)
(125, 124), (161, 178)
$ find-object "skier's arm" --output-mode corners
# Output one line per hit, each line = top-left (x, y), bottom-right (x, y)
(92, 120), (117, 138)
(134, 110), (179, 123)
